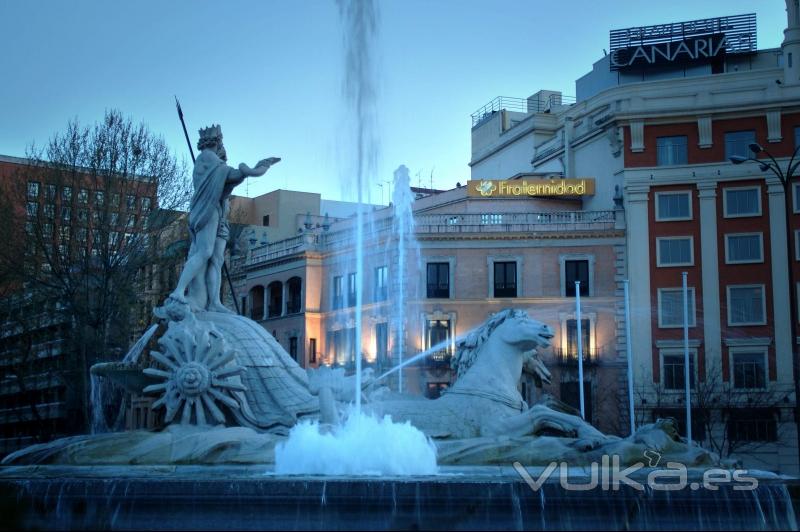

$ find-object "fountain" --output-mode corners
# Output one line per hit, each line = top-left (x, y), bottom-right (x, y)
(0, 1), (798, 529)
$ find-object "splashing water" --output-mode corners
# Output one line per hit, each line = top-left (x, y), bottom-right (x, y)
(337, 0), (379, 414)
(90, 324), (158, 434)
(90, 374), (109, 434)
(275, 410), (438, 476)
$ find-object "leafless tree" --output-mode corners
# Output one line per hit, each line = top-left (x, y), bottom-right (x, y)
(0, 109), (190, 434)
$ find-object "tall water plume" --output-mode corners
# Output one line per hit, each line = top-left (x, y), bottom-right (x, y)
(337, 0), (379, 412)
(389, 165), (421, 392)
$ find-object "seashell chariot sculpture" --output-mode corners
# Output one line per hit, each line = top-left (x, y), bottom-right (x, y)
(2, 125), (716, 468)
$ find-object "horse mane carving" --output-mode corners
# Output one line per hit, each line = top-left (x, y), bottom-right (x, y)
(451, 309), (529, 378)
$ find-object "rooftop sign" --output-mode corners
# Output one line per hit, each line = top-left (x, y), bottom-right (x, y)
(467, 179), (595, 198)
(609, 14), (756, 71)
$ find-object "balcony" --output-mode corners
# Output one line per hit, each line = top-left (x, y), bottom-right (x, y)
(552, 347), (603, 366)
(424, 349), (452, 370)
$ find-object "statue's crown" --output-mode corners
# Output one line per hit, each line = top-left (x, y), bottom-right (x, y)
(198, 124), (222, 141)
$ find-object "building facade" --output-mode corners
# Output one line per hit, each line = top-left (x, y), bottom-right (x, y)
(228, 185), (626, 434)
(466, 4), (800, 472)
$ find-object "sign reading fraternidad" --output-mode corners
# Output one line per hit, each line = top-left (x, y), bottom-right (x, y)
(609, 13), (757, 71)
(467, 178), (595, 198)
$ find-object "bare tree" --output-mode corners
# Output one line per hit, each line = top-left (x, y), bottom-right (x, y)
(0, 109), (189, 435)
(635, 360), (791, 462)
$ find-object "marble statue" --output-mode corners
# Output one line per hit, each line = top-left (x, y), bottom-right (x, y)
(367, 310), (607, 447)
(164, 124), (279, 314)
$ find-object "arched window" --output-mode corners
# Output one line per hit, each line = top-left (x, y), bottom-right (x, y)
(268, 281), (283, 318)
(287, 277), (302, 314)
(248, 285), (264, 320)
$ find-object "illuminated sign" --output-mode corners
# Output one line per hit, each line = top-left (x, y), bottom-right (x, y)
(609, 14), (756, 71)
(467, 179), (596, 198)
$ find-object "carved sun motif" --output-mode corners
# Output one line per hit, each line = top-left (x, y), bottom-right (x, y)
(143, 322), (246, 426)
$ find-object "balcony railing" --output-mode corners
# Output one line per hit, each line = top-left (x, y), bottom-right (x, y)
(425, 349), (452, 369)
(415, 211), (616, 234)
(233, 210), (617, 269)
(552, 347), (603, 366)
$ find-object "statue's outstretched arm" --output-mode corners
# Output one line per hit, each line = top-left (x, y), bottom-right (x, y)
(233, 157), (281, 182)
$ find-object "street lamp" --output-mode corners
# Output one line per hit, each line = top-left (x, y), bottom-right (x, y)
(730, 141), (800, 467)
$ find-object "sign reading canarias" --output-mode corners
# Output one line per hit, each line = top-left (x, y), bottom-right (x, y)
(467, 179), (596, 198)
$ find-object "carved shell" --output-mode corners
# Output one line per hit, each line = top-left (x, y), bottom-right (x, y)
(143, 320), (247, 426)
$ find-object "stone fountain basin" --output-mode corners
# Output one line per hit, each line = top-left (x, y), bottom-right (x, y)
(0, 464), (797, 531)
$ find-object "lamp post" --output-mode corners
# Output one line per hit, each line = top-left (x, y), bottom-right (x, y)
(730, 142), (800, 467)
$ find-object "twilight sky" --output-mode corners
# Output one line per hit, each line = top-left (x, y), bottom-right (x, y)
(0, 1), (787, 202)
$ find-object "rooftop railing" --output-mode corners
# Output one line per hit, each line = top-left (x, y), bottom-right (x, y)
(471, 94), (576, 127)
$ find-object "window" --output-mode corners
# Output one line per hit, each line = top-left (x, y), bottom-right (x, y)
(27, 181), (40, 199)
(78, 209), (88, 223)
(662, 352), (695, 390)
(141, 197), (151, 212)
(347, 272), (357, 307)
(126, 194), (136, 210)
(26, 201), (38, 218)
(62, 186), (72, 202)
(127, 215), (137, 228)
(375, 322), (389, 365)
(309, 338), (317, 364)
(725, 130), (756, 160)
(658, 287), (696, 328)
(332, 275), (343, 310)
(426, 382), (449, 399)
(656, 237), (694, 267)
(43, 204), (55, 219)
(565, 318), (590, 360)
(493, 261), (517, 297)
(564, 259), (589, 297)
(59, 226), (70, 241)
(45, 184), (57, 202)
(727, 408), (777, 443)
(289, 337), (298, 361)
(732, 352), (766, 389)
(61, 206), (71, 222)
(76, 228), (87, 242)
(425, 319), (452, 365)
(262, 215), (270, 226)
(560, 381), (592, 422)
(374, 266), (388, 302)
(725, 233), (763, 264)
(268, 281), (283, 318)
(795, 126), (800, 150)
(287, 277), (302, 314)
(723, 187), (761, 218)
(796, 184), (800, 214)
(42, 223), (53, 238)
(111, 193), (120, 208)
(727, 285), (766, 325)
(78, 188), (89, 204)
(110, 213), (119, 226)
(426, 262), (449, 298)
(655, 191), (692, 221)
(656, 136), (688, 166)
(249, 285), (264, 320)
(94, 191), (104, 207)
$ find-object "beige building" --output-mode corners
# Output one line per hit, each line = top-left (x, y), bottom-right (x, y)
(228, 185), (626, 434)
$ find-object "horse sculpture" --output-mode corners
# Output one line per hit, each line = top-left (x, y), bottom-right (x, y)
(367, 309), (609, 448)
